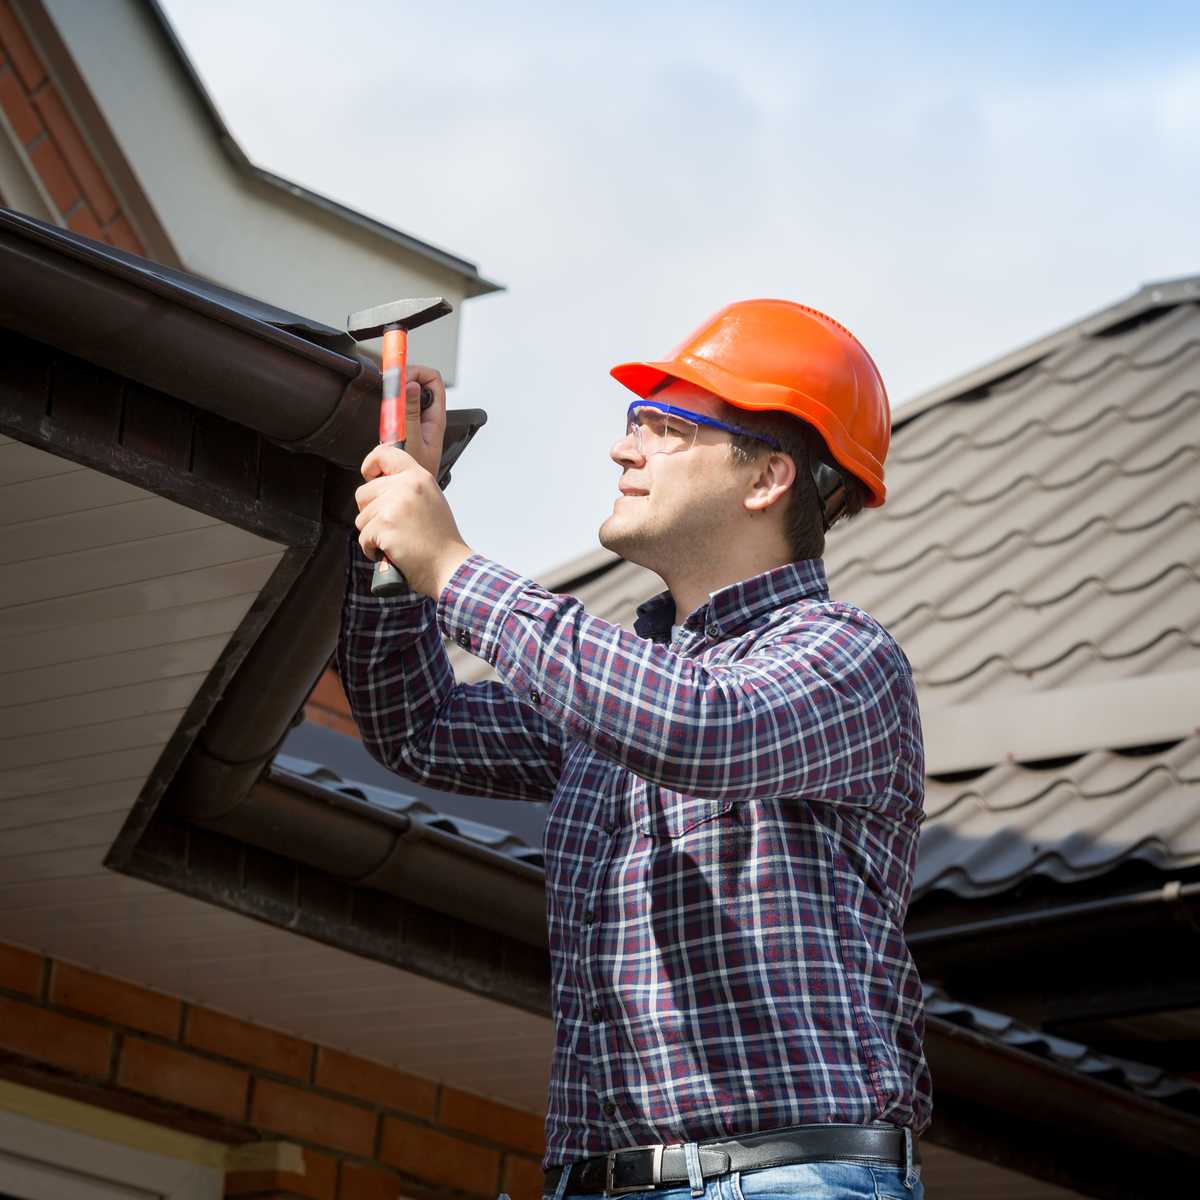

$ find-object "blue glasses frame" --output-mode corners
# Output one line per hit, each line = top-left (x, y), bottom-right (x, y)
(625, 401), (783, 452)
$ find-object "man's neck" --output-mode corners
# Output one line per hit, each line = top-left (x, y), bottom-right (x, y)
(667, 555), (794, 626)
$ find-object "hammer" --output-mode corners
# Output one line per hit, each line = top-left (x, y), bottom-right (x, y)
(347, 296), (453, 597)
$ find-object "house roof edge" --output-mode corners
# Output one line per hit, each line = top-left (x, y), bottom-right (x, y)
(139, 0), (503, 296)
(892, 273), (1200, 427)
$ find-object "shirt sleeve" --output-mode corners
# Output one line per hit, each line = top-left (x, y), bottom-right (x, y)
(438, 555), (922, 808)
(337, 540), (565, 803)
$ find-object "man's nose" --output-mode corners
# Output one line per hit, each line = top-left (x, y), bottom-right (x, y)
(611, 430), (645, 466)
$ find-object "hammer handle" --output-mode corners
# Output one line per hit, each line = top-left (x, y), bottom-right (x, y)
(372, 327), (410, 597)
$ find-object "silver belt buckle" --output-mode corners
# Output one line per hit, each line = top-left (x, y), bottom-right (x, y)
(605, 1144), (664, 1195)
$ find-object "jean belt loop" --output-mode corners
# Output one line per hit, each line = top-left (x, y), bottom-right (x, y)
(684, 1142), (705, 1197)
(903, 1128), (917, 1190)
(552, 1164), (572, 1200)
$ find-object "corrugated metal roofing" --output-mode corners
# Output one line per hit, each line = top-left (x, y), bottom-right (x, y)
(481, 284), (1200, 899)
(834, 302), (1200, 708)
(832, 290), (1200, 896)
(915, 737), (1200, 898)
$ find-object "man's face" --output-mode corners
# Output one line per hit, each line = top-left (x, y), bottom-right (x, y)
(599, 379), (752, 574)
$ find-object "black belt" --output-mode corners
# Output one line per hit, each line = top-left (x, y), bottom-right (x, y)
(544, 1124), (914, 1195)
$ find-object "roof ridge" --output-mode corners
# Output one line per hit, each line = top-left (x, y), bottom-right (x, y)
(893, 278), (1200, 424)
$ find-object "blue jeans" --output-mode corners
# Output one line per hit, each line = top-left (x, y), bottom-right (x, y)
(543, 1160), (923, 1200)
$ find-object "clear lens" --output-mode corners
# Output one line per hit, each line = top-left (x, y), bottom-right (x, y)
(628, 406), (699, 456)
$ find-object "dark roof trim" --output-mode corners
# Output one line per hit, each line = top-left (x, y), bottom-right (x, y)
(905, 870), (1200, 1030)
(1, 207), (380, 468)
(167, 757), (549, 949)
(125, 809), (552, 1016)
(0, 324), (327, 547)
(926, 987), (1200, 1116)
(140, 0), (502, 297)
(107, 422), (487, 887)
(894, 275), (1200, 427)
(907, 879), (1200, 954)
(4, 208), (361, 360)
(924, 1009), (1200, 1196)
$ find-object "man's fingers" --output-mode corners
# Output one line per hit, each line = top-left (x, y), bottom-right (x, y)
(359, 443), (417, 486)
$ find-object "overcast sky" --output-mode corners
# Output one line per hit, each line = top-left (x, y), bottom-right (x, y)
(160, 0), (1200, 578)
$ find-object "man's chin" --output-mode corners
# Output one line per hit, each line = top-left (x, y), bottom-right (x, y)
(599, 512), (656, 569)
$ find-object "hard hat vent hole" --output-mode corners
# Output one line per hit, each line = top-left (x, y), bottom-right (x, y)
(797, 305), (859, 344)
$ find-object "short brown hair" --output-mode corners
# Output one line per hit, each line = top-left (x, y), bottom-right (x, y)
(718, 401), (869, 561)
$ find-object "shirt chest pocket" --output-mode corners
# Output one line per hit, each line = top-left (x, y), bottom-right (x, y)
(635, 778), (733, 838)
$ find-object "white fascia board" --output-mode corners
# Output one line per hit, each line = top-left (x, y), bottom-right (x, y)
(921, 670), (1200, 775)
(39, 0), (482, 384)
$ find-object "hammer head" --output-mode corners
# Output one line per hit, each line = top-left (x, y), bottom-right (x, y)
(346, 296), (453, 341)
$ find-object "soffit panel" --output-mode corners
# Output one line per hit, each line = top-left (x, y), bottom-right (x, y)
(0, 861), (554, 1113)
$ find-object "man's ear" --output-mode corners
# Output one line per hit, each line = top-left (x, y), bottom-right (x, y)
(744, 452), (796, 512)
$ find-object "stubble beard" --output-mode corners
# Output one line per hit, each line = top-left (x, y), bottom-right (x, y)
(599, 492), (725, 583)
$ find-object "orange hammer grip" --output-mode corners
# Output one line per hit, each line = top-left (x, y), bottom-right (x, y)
(380, 327), (408, 448)
(373, 325), (410, 597)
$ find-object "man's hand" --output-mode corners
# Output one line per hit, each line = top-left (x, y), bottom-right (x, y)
(399, 363), (449, 479)
(357, 364), (474, 600)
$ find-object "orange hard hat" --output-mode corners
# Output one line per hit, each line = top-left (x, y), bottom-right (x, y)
(610, 299), (890, 506)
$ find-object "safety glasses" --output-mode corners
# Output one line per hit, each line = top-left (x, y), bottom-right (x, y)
(625, 402), (783, 457)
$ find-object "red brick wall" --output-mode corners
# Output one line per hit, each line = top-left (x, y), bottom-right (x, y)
(0, 942), (545, 1200)
(305, 666), (359, 738)
(0, 0), (145, 252)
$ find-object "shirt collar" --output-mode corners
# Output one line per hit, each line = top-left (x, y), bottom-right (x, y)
(634, 559), (829, 642)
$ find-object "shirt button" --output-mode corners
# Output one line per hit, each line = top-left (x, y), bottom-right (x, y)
(456, 630), (471, 649)
(604, 822), (615, 835)
(584, 910), (596, 925)
(603, 1101), (616, 1116)
(528, 687), (541, 705)
(591, 1006), (603, 1022)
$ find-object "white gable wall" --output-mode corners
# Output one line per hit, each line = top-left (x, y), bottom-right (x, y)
(39, 0), (475, 382)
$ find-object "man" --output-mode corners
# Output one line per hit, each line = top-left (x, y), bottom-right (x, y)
(340, 300), (929, 1200)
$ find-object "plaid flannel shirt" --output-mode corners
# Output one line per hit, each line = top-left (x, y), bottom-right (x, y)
(339, 543), (930, 1168)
